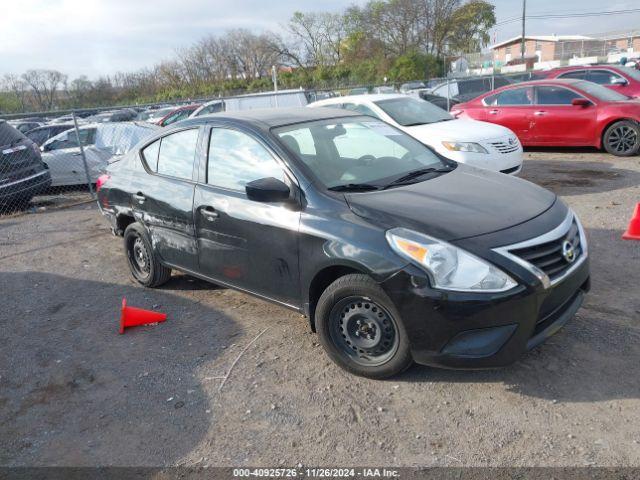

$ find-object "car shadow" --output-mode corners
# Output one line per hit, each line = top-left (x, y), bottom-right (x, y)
(398, 226), (640, 404)
(0, 271), (240, 466)
(520, 158), (640, 196)
(161, 273), (226, 292)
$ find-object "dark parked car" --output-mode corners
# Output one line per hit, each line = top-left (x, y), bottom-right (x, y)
(0, 120), (51, 209)
(9, 120), (43, 134)
(429, 76), (514, 104)
(25, 123), (75, 146)
(415, 91), (462, 110)
(97, 108), (590, 378)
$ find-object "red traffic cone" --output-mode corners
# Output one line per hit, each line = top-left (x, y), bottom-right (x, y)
(622, 203), (640, 241)
(120, 298), (167, 334)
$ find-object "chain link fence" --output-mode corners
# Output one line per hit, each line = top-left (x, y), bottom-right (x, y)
(0, 113), (161, 217)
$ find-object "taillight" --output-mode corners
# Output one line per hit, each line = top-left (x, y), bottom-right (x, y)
(96, 174), (110, 193)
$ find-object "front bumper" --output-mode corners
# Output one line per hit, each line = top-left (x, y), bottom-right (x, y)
(380, 253), (590, 369)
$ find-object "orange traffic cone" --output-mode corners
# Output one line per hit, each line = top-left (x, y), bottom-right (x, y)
(622, 203), (640, 241)
(119, 298), (167, 334)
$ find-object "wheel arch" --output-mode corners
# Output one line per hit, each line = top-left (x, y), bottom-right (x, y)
(306, 263), (370, 332)
(599, 118), (640, 149)
(115, 213), (136, 236)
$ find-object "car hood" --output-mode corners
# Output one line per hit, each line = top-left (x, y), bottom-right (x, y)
(402, 118), (514, 142)
(345, 165), (556, 241)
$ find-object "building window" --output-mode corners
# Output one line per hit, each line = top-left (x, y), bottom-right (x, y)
(535, 40), (541, 50)
(506, 46), (511, 55)
(629, 38), (634, 49)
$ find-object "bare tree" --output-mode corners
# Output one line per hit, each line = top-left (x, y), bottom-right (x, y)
(21, 69), (67, 110)
(2, 74), (29, 111)
(286, 11), (346, 67)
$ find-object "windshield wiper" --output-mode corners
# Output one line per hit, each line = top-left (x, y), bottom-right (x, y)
(328, 183), (381, 192)
(383, 166), (453, 189)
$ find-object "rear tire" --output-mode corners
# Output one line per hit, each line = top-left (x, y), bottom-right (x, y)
(315, 274), (413, 379)
(123, 222), (171, 287)
(603, 120), (640, 156)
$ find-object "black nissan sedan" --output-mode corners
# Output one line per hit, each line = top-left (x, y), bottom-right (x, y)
(97, 108), (590, 378)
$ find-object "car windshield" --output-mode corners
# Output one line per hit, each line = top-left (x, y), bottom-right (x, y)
(574, 80), (630, 101)
(620, 67), (640, 82)
(274, 118), (448, 189)
(375, 97), (453, 126)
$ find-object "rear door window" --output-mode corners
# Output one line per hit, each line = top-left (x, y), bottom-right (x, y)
(558, 70), (586, 80)
(156, 129), (199, 180)
(142, 139), (161, 171)
(495, 87), (534, 105)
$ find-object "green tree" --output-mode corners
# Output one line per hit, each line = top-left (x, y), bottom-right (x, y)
(448, 1), (496, 53)
(388, 51), (440, 82)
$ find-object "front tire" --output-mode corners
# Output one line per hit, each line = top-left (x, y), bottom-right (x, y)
(315, 274), (413, 379)
(603, 120), (640, 156)
(123, 222), (171, 287)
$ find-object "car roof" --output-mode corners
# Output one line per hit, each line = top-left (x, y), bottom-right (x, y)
(312, 93), (406, 106)
(550, 64), (623, 72)
(180, 107), (361, 129)
(486, 78), (587, 92)
(199, 89), (309, 108)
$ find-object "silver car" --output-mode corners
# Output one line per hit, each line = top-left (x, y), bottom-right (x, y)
(41, 122), (160, 186)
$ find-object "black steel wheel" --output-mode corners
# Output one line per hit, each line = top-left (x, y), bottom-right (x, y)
(603, 121), (640, 157)
(315, 274), (413, 379)
(123, 222), (172, 287)
(329, 296), (399, 367)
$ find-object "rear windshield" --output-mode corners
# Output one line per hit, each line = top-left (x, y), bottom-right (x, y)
(0, 122), (27, 147)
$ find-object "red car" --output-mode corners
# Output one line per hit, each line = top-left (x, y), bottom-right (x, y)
(540, 65), (640, 98)
(451, 79), (640, 156)
(157, 104), (201, 127)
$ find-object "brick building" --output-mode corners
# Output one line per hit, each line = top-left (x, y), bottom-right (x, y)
(492, 35), (595, 64)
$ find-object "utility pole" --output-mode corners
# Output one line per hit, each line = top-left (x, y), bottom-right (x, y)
(521, 0), (527, 62)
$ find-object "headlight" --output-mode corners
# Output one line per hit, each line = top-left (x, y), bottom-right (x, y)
(386, 227), (517, 292)
(442, 141), (488, 154)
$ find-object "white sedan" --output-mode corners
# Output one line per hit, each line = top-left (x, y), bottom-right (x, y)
(309, 94), (523, 174)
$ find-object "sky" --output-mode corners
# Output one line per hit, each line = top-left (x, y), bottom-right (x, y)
(1, 0), (639, 79)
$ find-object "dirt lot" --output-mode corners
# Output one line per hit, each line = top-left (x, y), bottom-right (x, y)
(1, 149), (639, 468)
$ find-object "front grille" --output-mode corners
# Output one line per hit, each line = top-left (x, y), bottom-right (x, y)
(490, 140), (520, 154)
(501, 165), (520, 174)
(510, 220), (582, 282)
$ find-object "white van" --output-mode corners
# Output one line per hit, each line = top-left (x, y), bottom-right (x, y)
(190, 89), (310, 118)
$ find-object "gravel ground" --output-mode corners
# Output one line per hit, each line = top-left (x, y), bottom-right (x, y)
(1, 149), (639, 468)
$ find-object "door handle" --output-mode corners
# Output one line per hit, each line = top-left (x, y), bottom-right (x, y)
(200, 206), (219, 221)
(534, 111), (547, 116)
(489, 109), (499, 115)
(132, 192), (146, 204)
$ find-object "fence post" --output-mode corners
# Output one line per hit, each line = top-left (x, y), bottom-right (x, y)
(72, 111), (95, 198)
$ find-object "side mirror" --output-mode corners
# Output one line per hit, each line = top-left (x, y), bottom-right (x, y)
(611, 77), (628, 86)
(245, 177), (290, 203)
(571, 98), (591, 107)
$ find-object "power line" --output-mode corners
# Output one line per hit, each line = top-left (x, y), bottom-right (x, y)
(495, 7), (640, 27)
